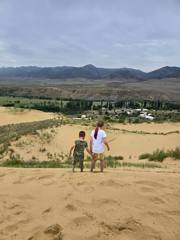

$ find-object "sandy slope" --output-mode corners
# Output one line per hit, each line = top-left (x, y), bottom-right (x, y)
(11, 123), (180, 162)
(112, 122), (180, 133)
(0, 168), (180, 240)
(0, 107), (55, 126)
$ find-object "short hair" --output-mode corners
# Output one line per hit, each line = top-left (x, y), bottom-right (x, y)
(79, 131), (85, 138)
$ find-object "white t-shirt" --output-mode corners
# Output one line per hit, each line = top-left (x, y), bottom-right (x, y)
(91, 129), (107, 153)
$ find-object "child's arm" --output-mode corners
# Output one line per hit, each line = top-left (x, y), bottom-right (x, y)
(104, 138), (110, 151)
(86, 147), (92, 156)
(89, 137), (93, 154)
(69, 145), (75, 158)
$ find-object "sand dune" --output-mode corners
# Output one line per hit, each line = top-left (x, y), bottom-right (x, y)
(0, 107), (55, 126)
(0, 107), (180, 239)
(0, 168), (180, 240)
(11, 123), (180, 162)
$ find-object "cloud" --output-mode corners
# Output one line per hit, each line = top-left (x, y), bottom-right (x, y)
(0, 0), (180, 70)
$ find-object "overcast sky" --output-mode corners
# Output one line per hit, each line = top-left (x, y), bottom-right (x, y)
(0, 0), (180, 71)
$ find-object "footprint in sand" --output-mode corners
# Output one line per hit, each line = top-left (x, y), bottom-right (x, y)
(44, 223), (63, 240)
(38, 175), (54, 180)
(13, 210), (23, 216)
(6, 203), (20, 210)
(3, 223), (19, 233)
(100, 217), (160, 240)
(99, 179), (124, 188)
(148, 196), (166, 204)
(140, 186), (154, 193)
(71, 215), (92, 227)
(65, 204), (77, 211)
(82, 186), (95, 192)
(42, 207), (53, 215)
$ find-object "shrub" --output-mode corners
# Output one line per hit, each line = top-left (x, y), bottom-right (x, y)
(148, 149), (168, 162)
(105, 155), (124, 168)
(0, 143), (10, 156)
(138, 147), (180, 162)
(167, 147), (180, 160)
(139, 153), (152, 160)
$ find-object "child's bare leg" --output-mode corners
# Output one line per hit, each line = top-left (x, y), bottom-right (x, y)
(91, 159), (96, 172)
(100, 160), (104, 172)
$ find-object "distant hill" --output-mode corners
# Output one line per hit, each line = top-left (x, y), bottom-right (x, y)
(0, 65), (180, 80)
(109, 68), (146, 80)
(146, 66), (180, 79)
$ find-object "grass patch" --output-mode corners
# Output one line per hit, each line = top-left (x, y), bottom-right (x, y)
(105, 155), (124, 168)
(0, 143), (10, 155)
(0, 159), (162, 169)
(0, 159), (72, 168)
(167, 147), (180, 159)
(118, 162), (162, 168)
(139, 147), (180, 162)
(139, 153), (152, 160)
(0, 119), (63, 145)
(148, 149), (168, 162)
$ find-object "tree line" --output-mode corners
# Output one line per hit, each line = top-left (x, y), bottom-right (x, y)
(0, 96), (180, 113)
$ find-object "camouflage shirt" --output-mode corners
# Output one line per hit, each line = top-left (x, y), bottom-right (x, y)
(73, 140), (88, 159)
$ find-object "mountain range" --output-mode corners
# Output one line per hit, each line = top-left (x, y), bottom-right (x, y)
(0, 65), (180, 80)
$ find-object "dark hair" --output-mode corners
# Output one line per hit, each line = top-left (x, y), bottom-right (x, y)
(79, 131), (85, 138)
(94, 121), (104, 139)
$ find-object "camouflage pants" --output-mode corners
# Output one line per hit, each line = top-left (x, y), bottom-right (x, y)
(73, 155), (84, 171)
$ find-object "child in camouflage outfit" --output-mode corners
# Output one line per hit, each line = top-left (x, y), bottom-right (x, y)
(69, 131), (91, 172)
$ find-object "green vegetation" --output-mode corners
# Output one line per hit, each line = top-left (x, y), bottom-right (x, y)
(0, 159), (72, 168)
(0, 119), (63, 145)
(139, 153), (151, 160)
(0, 96), (93, 114)
(38, 132), (54, 144)
(153, 111), (180, 123)
(116, 162), (162, 168)
(139, 147), (180, 162)
(0, 143), (10, 158)
(0, 159), (162, 169)
(168, 147), (180, 159)
(105, 155), (123, 168)
(0, 96), (180, 118)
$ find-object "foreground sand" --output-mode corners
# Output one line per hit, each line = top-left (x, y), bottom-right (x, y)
(0, 168), (180, 240)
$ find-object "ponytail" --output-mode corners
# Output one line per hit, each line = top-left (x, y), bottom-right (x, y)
(94, 121), (104, 139)
(94, 127), (99, 139)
